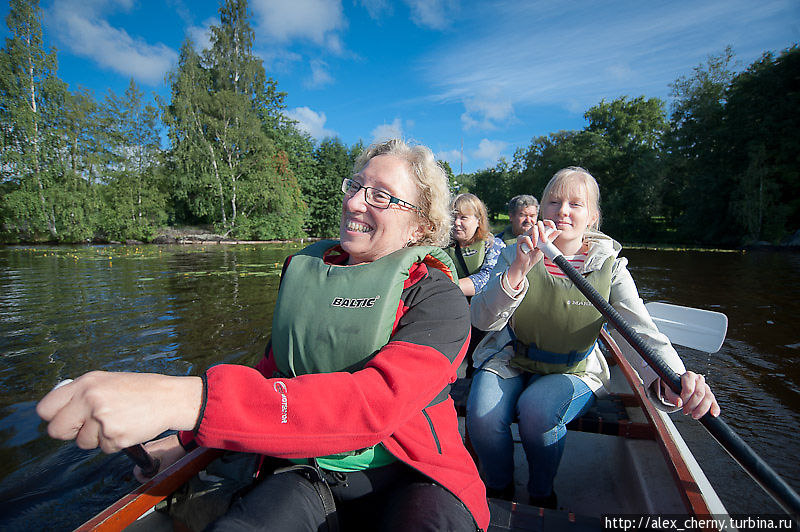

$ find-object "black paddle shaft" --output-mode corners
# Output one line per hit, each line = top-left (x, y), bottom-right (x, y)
(124, 443), (161, 478)
(549, 253), (800, 521)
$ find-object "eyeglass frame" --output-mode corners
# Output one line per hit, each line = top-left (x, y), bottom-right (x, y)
(341, 177), (421, 214)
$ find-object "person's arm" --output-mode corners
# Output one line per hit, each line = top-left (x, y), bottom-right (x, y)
(458, 277), (476, 297)
(189, 266), (470, 458)
(465, 237), (505, 295)
(608, 258), (719, 417)
(36, 372), (203, 454)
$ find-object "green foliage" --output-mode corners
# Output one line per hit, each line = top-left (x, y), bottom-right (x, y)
(471, 159), (514, 219)
(1, 1), (797, 247)
(723, 46), (800, 244)
(98, 80), (168, 241)
(163, 0), (306, 240)
(665, 47), (738, 245)
(0, 0), (67, 241)
(301, 138), (352, 237)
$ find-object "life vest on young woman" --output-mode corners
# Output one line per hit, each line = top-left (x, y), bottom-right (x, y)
(444, 240), (486, 279)
(509, 256), (613, 375)
(271, 240), (457, 377)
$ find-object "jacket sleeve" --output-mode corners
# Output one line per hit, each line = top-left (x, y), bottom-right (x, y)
(190, 267), (470, 458)
(467, 237), (506, 294)
(608, 256), (686, 411)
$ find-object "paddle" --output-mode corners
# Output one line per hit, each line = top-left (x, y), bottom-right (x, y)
(533, 237), (800, 521)
(645, 301), (728, 353)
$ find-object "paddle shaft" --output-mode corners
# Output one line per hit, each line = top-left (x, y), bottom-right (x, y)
(545, 252), (800, 520)
(123, 444), (161, 478)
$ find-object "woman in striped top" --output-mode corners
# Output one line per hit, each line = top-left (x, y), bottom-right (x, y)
(465, 167), (719, 508)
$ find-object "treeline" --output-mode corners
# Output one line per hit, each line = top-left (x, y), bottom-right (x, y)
(1, 0), (797, 247)
(0, 0), (362, 244)
(465, 46), (800, 247)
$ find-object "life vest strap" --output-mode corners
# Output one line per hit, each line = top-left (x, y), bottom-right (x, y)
(513, 339), (596, 367)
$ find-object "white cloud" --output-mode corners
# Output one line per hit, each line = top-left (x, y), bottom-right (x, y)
(403, 0), (458, 30)
(187, 18), (216, 53)
(436, 148), (465, 172)
(460, 88), (515, 131)
(286, 107), (337, 139)
(357, 0), (393, 20)
(426, 0), (798, 119)
(473, 139), (507, 164)
(250, 0), (346, 52)
(371, 118), (404, 142)
(306, 59), (334, 88)
(49, 1), (177, 86)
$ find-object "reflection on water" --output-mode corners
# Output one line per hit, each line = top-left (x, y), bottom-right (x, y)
(0, 244), (303, 530)
(623, 248), (800, 514)
(0, 244), (797, 529)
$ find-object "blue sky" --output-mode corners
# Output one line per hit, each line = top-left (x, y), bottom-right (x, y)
(2, 0), (798, 174)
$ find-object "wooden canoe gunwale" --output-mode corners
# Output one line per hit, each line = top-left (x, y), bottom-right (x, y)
(599, 328), (714, 519)
(74, 446), (223, 532)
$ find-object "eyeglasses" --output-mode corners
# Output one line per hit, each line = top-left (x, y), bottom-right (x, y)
(341, 177), (421, 214)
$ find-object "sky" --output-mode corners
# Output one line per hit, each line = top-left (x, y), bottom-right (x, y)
(1, 0), (798, 174)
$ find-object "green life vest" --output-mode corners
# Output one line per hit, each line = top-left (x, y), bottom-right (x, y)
(271, 240), (457, 471)
(444, 240), (487, 279)
(496, 226), (517, 245)
(271, 240), (457, 377)
(509, 256), (614, 375)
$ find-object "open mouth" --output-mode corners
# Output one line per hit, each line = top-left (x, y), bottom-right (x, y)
(346, 220), (373, 233)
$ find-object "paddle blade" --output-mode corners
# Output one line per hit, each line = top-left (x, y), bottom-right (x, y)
(645, 302), (728, 353)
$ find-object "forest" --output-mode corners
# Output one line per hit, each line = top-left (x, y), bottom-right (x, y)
(1, 0), (798, 247)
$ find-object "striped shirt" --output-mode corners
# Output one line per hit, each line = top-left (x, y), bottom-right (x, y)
(544, 252), (587, 278)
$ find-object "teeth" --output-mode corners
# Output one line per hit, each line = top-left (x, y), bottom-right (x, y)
(347, 220), (372, 233)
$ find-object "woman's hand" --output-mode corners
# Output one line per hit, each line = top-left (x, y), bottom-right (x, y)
(507, 221), (560, 289)
(36, 371), (203, 454)
(134, 434), (188, 483)
(662, 371), (720, 419)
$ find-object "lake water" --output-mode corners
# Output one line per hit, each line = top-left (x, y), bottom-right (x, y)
(0, 244), (798, 530)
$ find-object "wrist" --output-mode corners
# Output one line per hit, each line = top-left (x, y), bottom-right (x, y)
(163, 375), (204, 431)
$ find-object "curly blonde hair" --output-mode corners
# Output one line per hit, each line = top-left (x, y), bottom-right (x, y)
(353, 139), (452, 246)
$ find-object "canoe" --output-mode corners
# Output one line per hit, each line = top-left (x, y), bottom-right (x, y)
(76, 328), (729, 532)
(468, 327), (731, 530)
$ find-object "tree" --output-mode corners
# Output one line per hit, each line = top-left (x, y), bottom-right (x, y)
(100, 80), (167, 241)
(666, 47), (738, 244)
(724, 46), (800, 244)
(164, 0), (306, 239)
(584, 96), (669, 241)
(304, 138), (351, 237)
(0, 0), (67, 241)
(471, 159), (514, 219)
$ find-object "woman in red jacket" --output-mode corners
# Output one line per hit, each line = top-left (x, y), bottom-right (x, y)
(37, 139), (489, 531)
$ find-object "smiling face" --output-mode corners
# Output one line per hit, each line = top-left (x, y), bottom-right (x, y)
(541, 179), (599, 252)
(453, 210), (479, 246)
(339, 154), (424, 265)
(510, 206), (538, 237)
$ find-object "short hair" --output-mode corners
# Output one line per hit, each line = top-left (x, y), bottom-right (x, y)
(541, 166), (602, 230)
(452, 193), (491, 245)
(353, 139), (452, 246)
(507, 194), (539, 216)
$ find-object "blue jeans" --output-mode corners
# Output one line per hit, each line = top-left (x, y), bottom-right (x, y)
(465, 370), (595, 497)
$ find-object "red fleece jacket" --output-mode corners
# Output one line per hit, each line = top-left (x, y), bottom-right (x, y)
(179, 251), (490, 530)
